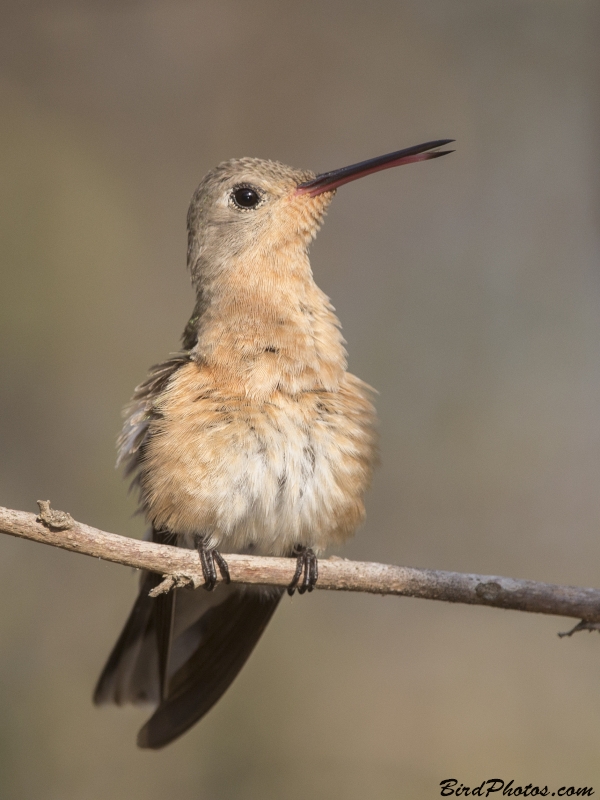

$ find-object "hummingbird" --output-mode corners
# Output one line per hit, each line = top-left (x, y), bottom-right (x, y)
(94, 139), (453, 748)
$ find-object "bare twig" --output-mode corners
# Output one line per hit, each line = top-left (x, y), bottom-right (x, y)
(0, 503), (599, 626)
(557, 620), (600, 637)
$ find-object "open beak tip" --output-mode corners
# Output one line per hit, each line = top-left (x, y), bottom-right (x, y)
(297, 139), (455, 196)
(427, 149), (455, 159)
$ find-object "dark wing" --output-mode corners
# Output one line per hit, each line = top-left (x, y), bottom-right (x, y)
(117, 302), (202, 484)
(117, 352), (192, 483)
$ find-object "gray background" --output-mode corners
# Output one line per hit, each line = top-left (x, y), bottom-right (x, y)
(1, 1), (599, 798)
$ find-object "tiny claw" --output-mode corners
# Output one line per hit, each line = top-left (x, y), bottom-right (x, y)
(287, 554), (304, 596)
(288, 546), (318, 596)
(213, 550), (231, 584)
(194, 535), (229, 591)
(308, 551), (319, 591)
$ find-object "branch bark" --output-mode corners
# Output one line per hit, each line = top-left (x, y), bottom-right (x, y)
(0, 503), (599, 626)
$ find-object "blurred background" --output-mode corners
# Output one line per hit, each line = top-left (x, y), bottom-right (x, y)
(1, 1), (599, 797)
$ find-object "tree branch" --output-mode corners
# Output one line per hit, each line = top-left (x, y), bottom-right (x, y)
(0, 503), (599, 628)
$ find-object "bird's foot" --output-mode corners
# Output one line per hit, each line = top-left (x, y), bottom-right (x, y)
(287, 546), (318, 596)
(194, 535), (230, 590)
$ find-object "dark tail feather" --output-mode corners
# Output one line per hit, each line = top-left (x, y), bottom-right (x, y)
(93, 571), (162, 706)
(154, 588), (176, 701)
(94, 528), (178, 706)
(137, 587), (283, 749)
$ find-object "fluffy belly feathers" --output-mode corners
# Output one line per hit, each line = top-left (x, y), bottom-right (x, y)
(139, 362), (377, 555)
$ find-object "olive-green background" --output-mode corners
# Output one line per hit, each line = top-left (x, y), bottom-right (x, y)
(1, 2), (599, 798)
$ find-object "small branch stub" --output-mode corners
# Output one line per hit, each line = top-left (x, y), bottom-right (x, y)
(148, 574), (200, 597)
(558, 620), (600, 638)
(36, 500), (74, 531)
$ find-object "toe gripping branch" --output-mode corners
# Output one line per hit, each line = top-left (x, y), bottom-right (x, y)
(194, 535), (231, 591)
(287, 546), (318, 596)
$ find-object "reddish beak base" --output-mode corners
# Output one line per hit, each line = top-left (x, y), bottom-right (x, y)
(296, 139), (454, 197)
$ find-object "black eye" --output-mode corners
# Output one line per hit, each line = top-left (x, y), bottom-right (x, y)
(232, 186), (261, 209)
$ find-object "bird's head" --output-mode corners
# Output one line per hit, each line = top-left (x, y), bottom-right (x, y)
(186, 141), (453, 288)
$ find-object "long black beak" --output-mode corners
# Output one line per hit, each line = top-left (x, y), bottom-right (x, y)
(296, 139), (454, 196)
